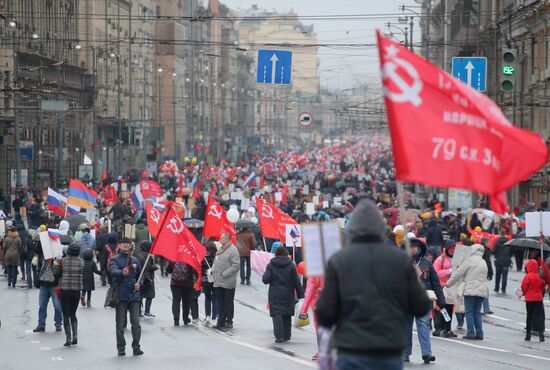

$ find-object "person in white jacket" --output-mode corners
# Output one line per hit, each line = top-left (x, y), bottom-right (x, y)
(446, 244), (488, 340)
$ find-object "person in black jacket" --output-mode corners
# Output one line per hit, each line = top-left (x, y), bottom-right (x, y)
(201, 242), (218, 327)
(135, 241), (157, 318)
(491, 236), (511, 294)
(81, 249), (101, 307)
(16, 223), (33, 288)
(480, 238), (494, 314)
(404, 238), (444, 364)
(316, 200), (432, 370)
(262, 246), (304, 343)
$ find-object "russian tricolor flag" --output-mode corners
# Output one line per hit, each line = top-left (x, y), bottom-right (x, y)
(131, 184), (144, 211)
(243, 171), (256, 188)
(48, 228), (61, 240)
(48, 188), (80, 217)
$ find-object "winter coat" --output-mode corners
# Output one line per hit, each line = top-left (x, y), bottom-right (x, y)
(82, 249), (101, 291)
(3, 231), (22, 266)
(521, 260), (546, 302)
(212, 244), (240, 289)
(237, 229), (257, 257)
(57, 255), (84, 291)
(136, 246), (156, 299)
(262, 256), (304, 317)
(109, 251), (142, 302)
(316, 200), (432, 354)
(169, 262), (196, 288)
(78, 232), (95, 256)
(134, 223), (149, 246)
(433, 251), (453, 287)
(491, 237), (512, 268)
(201, 251), (216, 280)
(410, 240), (446, 306)
(482, 247), (494, 280)
(425, 220), (444, 247)
(16, 224), (33, 261)
(447, 244), (488, 298)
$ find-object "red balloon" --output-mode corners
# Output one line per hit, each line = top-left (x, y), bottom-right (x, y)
(297, 261), (306, 276)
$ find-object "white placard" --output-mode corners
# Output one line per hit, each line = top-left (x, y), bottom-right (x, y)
(85, 207), (98, 223)
(525, 212), (550, 237)
(302, 221), (342, 277)
(121, 183), (128, 191)
(111, 183), (119, 191)
(0, 220), (5, 237)
(39, 230), (63, 260)
(0, 210), (6, 219)
(313, 196), (320, 205)
(236, 191), (244, 200)
(333, 197), (342, 205)
(315, 181), (321, 190)
(285, 224), (302, 247)
(303, 185), (309, 195)
(125, 224), (136, 239)
(275, 192), (282, 202)
(306, 202), (315, 215)
(322, 201), (329, 209)
(230, 192), (238, 200)
(240, 198), (251, 210)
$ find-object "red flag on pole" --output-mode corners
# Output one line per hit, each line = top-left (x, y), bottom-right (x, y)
(103, 184), (119, 206)
(149, 204), (206, 290)
(177, 174), (184, 198)
(255, 197), (297, 243)
(145, 202), (165, 237)
(377, 30), (548, 214)
(140, 180), (162, 199)
(203, 197), (236, 243)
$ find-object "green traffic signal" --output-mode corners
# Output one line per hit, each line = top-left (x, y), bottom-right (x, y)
(502, 65), (515, 76)
(501, 80), (514, 91)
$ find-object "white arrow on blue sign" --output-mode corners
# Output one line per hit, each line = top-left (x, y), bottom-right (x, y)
(257, 50), (292, 85)
(452, 57), (487, 92)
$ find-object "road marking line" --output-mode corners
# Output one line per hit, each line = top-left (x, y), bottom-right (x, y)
(25, 330), (33, 334)
(486, 314), (512, 321)
(519, 354), (550, 362)
(195, 324), (316, 368)
(39, 347), (51, 351)
(50, 357), (64, 361)
(30, 340), (40, 344)
(435, 337), (510, 353)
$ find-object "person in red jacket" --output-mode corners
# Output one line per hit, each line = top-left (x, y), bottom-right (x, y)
(521, 260), (547, 342)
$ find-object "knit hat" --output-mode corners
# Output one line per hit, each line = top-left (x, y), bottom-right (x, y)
(67, 242), (81, 256)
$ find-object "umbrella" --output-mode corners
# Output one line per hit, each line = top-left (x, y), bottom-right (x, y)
(184, 219), (204, 228)
(235, 219), (258, 230)
(504, 238), (550, 252)
(65, 214), (87, 233)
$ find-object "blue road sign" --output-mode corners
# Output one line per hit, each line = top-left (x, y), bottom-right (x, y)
(257, 50), (292, 85)
(452, 57), (487, 92)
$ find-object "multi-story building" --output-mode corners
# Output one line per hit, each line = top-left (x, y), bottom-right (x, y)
(236, 5), (321, 149)
(0, 0), (86, 190)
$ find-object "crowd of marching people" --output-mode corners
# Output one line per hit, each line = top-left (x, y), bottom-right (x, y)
(1, 136), (550, 369)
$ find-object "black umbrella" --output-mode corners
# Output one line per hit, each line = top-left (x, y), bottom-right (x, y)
(235, 219), (258, 230)
(65, 214), (87, 233)
(504, 238), (550, 252)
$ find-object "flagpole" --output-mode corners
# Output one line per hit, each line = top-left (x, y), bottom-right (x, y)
(396, 181), (411, 254)
(136, 253), (153, 285)
(263, 237), (268, 252)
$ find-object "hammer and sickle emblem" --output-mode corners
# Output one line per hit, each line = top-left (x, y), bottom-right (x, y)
(167, 217), (184, 234)
(150, 208), (161, 223)
(208, 204), (223, 219)
(261, 205), (274, 219)
(141, 182), (149, 190)
(382, 46), (423, 107)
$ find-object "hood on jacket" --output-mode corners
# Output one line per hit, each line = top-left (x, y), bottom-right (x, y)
(271, 255), (292, 269)
(136, 223), (147, 230)
(470, 244), (484, 257)
(494, 236), (508, 248)
(407, 237), (427, 260)
(347, 200), (385, 242)
(59, 220), (70, 235)
(82, 248), (94, 261)
(7, 230), (19, 238)
(444, 239), (456, 258)
(526, 259), (539, 274)
(67, 242), (81, 256)
(428, 219), (438, 228)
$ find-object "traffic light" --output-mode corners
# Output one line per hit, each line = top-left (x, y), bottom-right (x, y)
(500, 49), (516, 92)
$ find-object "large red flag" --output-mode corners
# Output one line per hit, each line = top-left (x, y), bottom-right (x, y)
(255, 197), (297, 243)
(203, 197), (236, 243)
(149, 204), (206, 290)
(145, 202), (165, 237)
(140, 180), (162, 199)
(103, 184), (119, 206)
(377, 30), (548, 213)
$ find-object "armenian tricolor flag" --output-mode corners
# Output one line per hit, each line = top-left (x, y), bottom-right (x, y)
(67, 179), (98, 209)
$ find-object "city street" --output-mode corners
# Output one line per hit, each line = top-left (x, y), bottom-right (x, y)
(1, 268), (549, 370)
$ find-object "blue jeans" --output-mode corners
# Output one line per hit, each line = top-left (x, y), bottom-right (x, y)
(405, 312), (432, 357)
(464, 295), (484, 337)
(456, 312), (465, 326)
(337, 354), (403, 370)
(38, 286), (63, 328)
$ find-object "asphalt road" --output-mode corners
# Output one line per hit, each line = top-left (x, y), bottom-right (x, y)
(1, 265), (549, 370)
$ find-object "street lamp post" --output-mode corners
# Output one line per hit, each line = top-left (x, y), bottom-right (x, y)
(111, 52), (122, 175)
(10, 20), (21, 190)
(172, 73), (186, 161)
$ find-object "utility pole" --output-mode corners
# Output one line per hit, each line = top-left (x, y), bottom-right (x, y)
(409, 16), (414, 52)
(189, 1), (196, 157)
(91, 46), (98, 183)
(11, 23), (21, 190)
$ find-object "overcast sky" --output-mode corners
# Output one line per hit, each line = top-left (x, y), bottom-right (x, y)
(219, 0), (422, 90)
